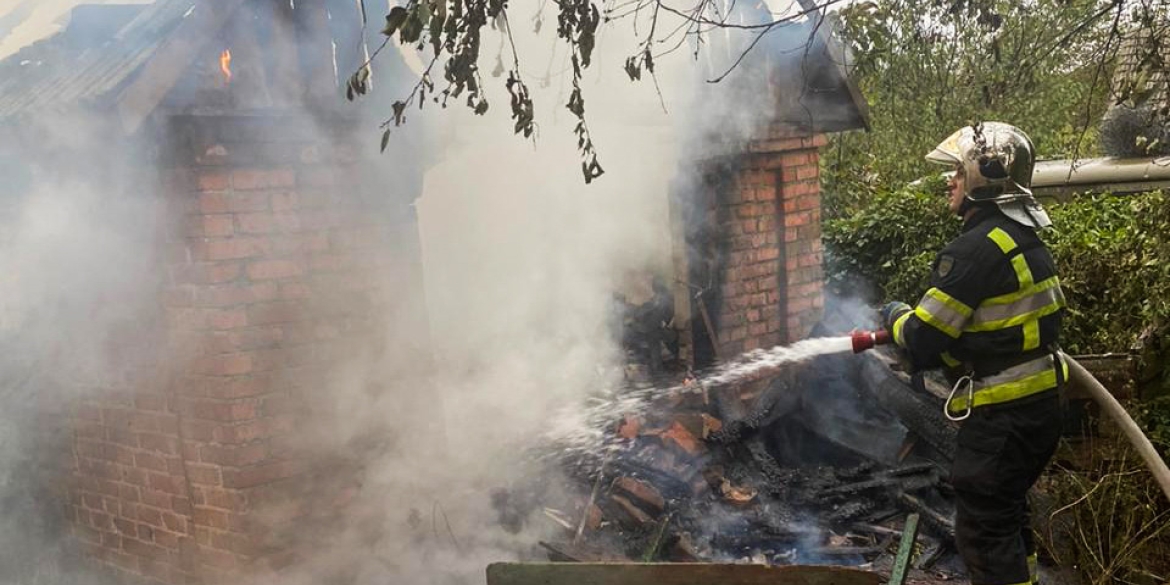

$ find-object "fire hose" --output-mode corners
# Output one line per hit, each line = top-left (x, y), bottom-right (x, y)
(850, 329), (1170, 503)
(1062, 353), (1170, 503)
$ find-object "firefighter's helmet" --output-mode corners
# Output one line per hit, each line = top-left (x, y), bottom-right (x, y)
(926, 122), (1051, 228)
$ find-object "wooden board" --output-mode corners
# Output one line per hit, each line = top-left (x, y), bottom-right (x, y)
(486, 563), (882, 585)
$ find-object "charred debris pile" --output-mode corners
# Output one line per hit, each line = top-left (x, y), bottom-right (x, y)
(493, 305), (963, 571)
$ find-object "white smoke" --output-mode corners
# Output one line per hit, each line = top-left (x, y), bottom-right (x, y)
(303, 4), (834, 584)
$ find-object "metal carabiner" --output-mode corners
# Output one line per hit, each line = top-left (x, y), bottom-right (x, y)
(944, 375), (975, 421)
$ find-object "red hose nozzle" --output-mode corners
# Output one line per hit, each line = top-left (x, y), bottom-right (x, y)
(851, 329), (892, 353)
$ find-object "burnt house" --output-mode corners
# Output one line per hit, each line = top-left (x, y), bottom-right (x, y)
(0, 1), (869, 584)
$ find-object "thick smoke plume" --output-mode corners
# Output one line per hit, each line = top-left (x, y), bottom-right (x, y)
(305, 3), (832, 583)
(0, 113), (160, 584)
(0, 1), (859, 584)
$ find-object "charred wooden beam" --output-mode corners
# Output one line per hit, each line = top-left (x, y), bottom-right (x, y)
(897, 493), (955, 539)
(538, 542), (629, 563)
(858, 352), (957, 461)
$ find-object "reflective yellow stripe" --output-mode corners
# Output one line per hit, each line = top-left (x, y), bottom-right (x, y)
(915, 305), (961, 338)
(1023, 320), (1040, 350)
(1011, 254), (1035, 287)
(924, 287), (974, 317)
(892, 311), (911, 346)
(1028, 553), (1039, 584)
(987, 227), (1018, 253)
(971, 226), (1062, 352)
(949, 356), (1068, 412)
(941, 352), (961, 367)
(964, 302), (1063, 332)
(915, 287), (973, 338)
(982, 276), (1060, 306)
(975, 281), (1064, 321)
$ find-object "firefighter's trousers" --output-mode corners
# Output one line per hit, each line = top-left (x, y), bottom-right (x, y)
(951, 393), (1062, 585)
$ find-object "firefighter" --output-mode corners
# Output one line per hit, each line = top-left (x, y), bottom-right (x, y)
(880, 122), (1067, 585)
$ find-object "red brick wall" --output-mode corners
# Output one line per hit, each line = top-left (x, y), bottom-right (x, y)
(64, 114), (417, 584)
(675, 126), (826, 364)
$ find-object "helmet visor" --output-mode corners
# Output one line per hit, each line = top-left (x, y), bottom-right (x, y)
(926, 129), (965, 166)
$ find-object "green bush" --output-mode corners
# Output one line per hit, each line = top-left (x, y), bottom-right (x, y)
(822, 175), (957, 304)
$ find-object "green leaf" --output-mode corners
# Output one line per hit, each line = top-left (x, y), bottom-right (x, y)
(382, 6), (409, 37)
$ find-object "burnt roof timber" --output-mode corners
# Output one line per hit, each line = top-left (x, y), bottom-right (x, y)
(0, 0), (193, 120)
(115, 0), (247, 133)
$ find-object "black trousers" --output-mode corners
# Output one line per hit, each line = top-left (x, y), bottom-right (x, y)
(951, 393), (1062, 585)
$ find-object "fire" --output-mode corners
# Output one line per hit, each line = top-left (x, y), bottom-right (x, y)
(220, 49), (232, 83)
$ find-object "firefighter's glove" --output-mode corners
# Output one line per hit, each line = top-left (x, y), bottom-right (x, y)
(879, 301), (912, 334)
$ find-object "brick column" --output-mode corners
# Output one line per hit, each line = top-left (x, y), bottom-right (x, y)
(673, 126), (826, 367)
(773, 135), (826, 342)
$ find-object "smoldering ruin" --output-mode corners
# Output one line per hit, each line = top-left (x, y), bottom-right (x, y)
(496, 340), (963, 567)
(0, 1), (979, 585)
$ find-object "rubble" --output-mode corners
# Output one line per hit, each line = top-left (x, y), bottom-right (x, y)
(496, 337), (964, 574)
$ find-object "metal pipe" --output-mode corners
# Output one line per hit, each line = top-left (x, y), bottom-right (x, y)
(1063, 353), (1170, 503)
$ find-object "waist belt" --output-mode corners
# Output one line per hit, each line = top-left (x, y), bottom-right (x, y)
(946, 353), (1067, 417)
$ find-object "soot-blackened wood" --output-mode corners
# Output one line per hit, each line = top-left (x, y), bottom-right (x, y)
(857, 352), (957, 462)
(538, 542), (630, 563)
(116, 0), (247, 132)
(486, 563), (882, 585)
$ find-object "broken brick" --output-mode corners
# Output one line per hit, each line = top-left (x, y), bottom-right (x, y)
(701, 414), (723, 438)
(613, 477), (665, 514)
(660, 421), (701, 455)
(617, 416), (641, 440)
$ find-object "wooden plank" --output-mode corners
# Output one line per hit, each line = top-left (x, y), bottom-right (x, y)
(889, 513), (920, 585)
(116, 0), (246, 133)
(486, 563), (882, 585)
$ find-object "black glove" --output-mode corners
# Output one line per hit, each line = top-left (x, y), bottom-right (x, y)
(879, 301), (911, 331)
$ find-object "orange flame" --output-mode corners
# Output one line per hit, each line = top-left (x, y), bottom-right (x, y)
(220, 49), (232, 83)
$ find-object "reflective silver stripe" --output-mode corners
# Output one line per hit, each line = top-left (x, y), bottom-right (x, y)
(971, 282), (1064, 325)
(916, 288), (972, 338)
(949, 354), (1064, 412)
(977, 354), (1057, 388)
